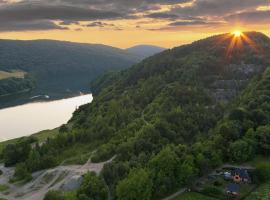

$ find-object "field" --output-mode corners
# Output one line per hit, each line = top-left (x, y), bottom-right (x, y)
(0, 70), (25, 80)
(173, 192), (217, 200)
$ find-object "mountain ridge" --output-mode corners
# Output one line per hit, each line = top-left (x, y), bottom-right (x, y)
(0, 39), (142, 108)
(126, 44), (166, 59)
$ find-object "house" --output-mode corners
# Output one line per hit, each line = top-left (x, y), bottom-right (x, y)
(226, 183), (240, 196)
(231, 168), (251, 183)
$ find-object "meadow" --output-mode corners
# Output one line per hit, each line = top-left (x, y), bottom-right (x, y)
(0, 70), (25, 80)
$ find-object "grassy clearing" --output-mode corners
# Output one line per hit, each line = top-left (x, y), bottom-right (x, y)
(173, 192), (217, 200)
(33, 128), (59, 142)
(59, 142), (97, 165)
(0, 128), (59, 154)
(245, 181), (270, 200)
(0, 70), (25, 80)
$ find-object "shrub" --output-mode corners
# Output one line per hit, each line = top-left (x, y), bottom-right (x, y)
(253, 163), (270, 183)
(11, 163), (32, 182)
(44, 190), (64, 200)
(201, 186), (223, 198)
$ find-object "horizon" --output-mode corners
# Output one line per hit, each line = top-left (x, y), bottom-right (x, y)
(0, 30), (268, 49)
(0, 0), (270, 48)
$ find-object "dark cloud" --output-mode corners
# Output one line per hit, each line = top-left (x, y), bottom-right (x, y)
(0, 3), (124, 22)
(145, 12), (179, 19)
(169, 20), (216, 26)
(59, 20), (80, 25)
(0, 0), (269, 32)
(85, 21), (123, 31)
(85, 21), (115, 27)
(225, 10), (270, 24)
(171, 0), (270, 16)
(0, 20), (68, 32)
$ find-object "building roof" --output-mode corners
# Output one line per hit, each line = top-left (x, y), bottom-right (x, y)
(227, 183), (240, 193)
(232, 168), (250, 179)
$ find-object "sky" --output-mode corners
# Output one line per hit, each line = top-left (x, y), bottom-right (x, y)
(0, 0), (269, 48)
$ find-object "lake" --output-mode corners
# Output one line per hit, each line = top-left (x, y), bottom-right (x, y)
(0, 94), (93, 141)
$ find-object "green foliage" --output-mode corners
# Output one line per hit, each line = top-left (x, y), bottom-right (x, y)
(116, 168), (153, 200)
(149, 145), (197, 197)
(59, 124), (69, 133)
(229, 139), (254, 162)
(0, 39), (139, 107)
(173, 192), (217, 200)
(201, 186), (223, 198)
(77, 172), (107, 200)
(245, 181), (270, 200)
(44, 190), (65, 200)
(12, 163), (32, 182)
(0, 76), (35, 96)
(254, 163), (270, 183)
(254, 126), (270, 154)
(2, 137), (35, 167)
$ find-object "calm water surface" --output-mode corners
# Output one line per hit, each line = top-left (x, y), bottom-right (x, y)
(0, 94), (93, 141)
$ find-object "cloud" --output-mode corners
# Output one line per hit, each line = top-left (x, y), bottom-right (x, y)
(171, 0), (270, 16)
(0, 3), (124, 22)
(0, 0), (269, 32)
(85, 21), (123, 31)
(59, 20), (80, 25)
(169, 20), (219, 26)
(225, 10), (270, 24)
(0, 20), (68, 32)
(145, 12), (179, 19)
(85, 21), (115, 27)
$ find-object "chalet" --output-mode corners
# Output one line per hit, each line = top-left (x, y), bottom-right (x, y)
(226, 183), (240, 196)
(231, 168), (251, 183)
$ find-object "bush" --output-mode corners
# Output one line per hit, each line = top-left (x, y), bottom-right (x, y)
(11, 163), (32, 182)
(213, 180), (223, 186)
(253, 163), (270, 183)
(44, 190), (64, 200)
(77, 172), (107, 200)
(201, 186), (223, 198)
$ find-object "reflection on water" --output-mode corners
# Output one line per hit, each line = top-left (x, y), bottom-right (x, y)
(0, 94), (93, 141)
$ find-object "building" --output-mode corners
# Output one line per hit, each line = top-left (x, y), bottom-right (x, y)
(231, 168), (251, 183)
(226, 183), (240, 196)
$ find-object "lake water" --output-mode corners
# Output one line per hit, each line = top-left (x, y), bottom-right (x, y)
(0, 94), (93, 141)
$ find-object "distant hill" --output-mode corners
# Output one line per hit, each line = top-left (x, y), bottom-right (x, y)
(0, 39), (141, 107)
(126, 45), (166, 59)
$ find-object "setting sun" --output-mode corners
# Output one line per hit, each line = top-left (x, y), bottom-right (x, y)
(232, 31), (242, 37)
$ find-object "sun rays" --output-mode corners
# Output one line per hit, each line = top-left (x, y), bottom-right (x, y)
(224, 31), (262, 61)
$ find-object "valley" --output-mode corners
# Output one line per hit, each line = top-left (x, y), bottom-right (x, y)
(0, 32), (270, 200)
(0, 40), (163, 108)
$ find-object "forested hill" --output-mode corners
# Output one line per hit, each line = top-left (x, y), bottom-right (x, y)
(2, 32), (270, 199)
(0, 39), (141, 107)
(126, 45), (166, 59)
(70, 32), (270, 198)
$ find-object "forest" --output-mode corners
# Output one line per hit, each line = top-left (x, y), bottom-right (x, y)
(1, 32), (270, 200)
(0, 75), (35, 96)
